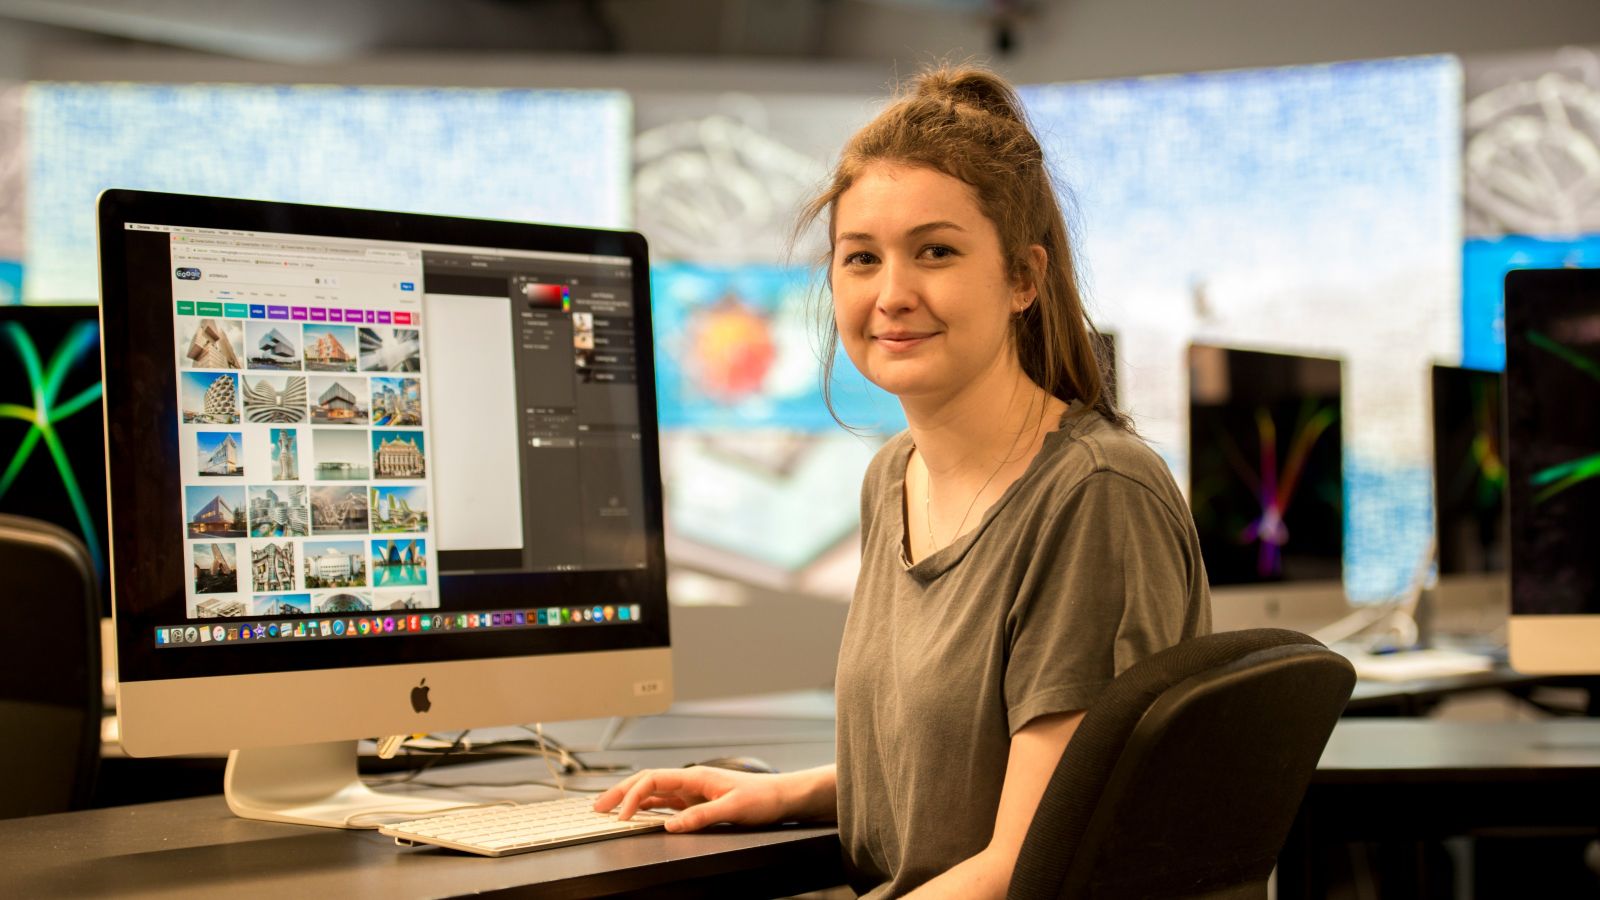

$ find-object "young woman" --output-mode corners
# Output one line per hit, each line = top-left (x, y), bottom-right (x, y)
(595, 65), (1212, 899)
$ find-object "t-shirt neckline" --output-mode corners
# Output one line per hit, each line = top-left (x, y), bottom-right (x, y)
(896, 403), (1092, 580)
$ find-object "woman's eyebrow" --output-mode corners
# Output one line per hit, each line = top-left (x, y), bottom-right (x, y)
(836, 221), (967, 244)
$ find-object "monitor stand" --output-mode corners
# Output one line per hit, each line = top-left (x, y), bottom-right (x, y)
(224, 741), (468, 829)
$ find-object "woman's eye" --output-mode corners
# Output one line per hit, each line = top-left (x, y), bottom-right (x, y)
(841, 251), (878, 267)
(921, 245), (955, 260)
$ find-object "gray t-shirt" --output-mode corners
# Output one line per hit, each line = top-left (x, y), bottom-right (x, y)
(834, 406), (1212, 898)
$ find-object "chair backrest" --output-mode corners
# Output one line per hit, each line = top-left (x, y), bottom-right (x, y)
(1008, 628), (1355, 900)
(0, 514), (102, 817)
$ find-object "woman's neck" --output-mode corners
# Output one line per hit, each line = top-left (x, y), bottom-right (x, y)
(903, 362), (1055, 481)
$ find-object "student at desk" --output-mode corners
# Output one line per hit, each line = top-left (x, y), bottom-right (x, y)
(596, 64), (1212, 898)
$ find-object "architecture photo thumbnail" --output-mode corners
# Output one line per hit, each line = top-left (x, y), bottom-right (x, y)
(310, 484), (369, 534)
(359, 327), (421, 372)
(251, 593), (311, 616)
(192, 541), (238, 594)
(179, 317), (244, 369)
(315, 591), (371, 613)
(249, 484), (309, 537)
(180, 372), (240, 424)
(371, 485), (427, 533)
(243, 375), (308, 423)
(304, 540), (367, 589)
(309, 376), (369, 425)
(270, 428), (300, 481)
(372, 430), (425, 478)
(304, 325), (357, 372)
(371, 376), (422, 426)
(372, 538), (427, 588)
(251, 540), (297, 592)
(312, 428), (371, 480)
(246, 322), (302, 370)
(196, 431), (242, 476)
(186, 485), (247, 538)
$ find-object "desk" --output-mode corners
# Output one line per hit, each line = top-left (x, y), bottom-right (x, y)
(40, 693), (1600, 897)
(1280, 720), (1600, 899)
(1343, 664), (1549, 716)
(7, 742), (844, 899)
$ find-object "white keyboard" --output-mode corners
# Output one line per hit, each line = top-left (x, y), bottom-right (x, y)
(380, 796), (671, 857)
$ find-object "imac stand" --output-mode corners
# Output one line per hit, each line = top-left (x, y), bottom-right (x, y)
(224, 741), (467, 829)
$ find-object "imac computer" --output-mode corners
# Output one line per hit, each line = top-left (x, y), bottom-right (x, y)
(0, 304), (109, 612)
(1505, 268), (1600, 673)
(97, 190), (672, 826)
(1187, 344), (1347, 632)
(1429, 364), (1510, 633)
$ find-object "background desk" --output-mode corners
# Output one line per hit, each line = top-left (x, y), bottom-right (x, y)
(1281, 720), (1600, 898)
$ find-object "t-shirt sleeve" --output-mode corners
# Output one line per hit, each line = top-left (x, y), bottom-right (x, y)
(1002, 469), (1200, 734)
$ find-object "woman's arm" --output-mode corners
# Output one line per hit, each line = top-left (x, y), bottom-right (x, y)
(905, 710), (1084, 899)
(595, 763), (837, 832)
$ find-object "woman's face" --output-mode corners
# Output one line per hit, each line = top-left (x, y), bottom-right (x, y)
(831, 162), (1028, 406)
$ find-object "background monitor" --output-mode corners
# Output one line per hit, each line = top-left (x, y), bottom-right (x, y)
(0, 304), (107, 611)
(99, 190), (672, 826)
(1505, 268), (1600, 673)
(1187, 344), (1347, 630)
(1429, 364), (1510, 630)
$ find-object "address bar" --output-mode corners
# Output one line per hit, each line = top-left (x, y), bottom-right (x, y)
(179, 244), (413, 266)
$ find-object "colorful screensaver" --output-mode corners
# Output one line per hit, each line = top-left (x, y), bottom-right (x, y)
(0, 306), (107, 607)
(1188, 346), (1343, 586)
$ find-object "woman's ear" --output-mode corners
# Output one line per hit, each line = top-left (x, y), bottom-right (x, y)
(1013, 244), (1049, 313)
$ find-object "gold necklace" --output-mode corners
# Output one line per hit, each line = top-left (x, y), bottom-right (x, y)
(924, 388), (1045, 551)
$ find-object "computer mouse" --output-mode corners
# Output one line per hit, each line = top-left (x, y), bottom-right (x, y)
(687, 756), (780, 774)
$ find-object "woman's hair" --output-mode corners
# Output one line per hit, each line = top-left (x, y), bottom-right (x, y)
(797, 62), (1128, 431)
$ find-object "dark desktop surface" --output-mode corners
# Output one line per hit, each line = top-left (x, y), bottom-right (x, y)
(52, 708), (845, 899)
(14, 772), (845, 900)
(42, 706), (1600, 899)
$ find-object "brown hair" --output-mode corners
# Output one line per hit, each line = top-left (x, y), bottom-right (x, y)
(797, 62), (1128, 431)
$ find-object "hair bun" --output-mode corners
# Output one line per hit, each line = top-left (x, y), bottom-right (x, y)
(911, 64), (1025, 123)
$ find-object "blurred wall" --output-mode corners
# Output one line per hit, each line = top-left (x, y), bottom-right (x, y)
(6, 0), (1600, 90)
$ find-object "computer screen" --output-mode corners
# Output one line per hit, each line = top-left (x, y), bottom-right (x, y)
(1431, 365), (1508, 576)
(0, 304), (108, 610)
(100, 192), (672, 785)
(1505, 269), (1600, 672)
(1188, 345), (1344, 587)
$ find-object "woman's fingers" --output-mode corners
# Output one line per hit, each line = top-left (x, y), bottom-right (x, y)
(614, 769), (711, 820)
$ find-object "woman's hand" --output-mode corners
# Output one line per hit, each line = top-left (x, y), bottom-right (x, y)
(593, 765), (835, 833)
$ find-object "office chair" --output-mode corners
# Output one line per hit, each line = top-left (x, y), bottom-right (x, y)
(0, 514), (102, 817)
(1008, 628), (1355, 900)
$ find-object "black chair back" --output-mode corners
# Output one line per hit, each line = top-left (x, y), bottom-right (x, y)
(0, 514), (101, 817)
(1009, 628), (1355, 900)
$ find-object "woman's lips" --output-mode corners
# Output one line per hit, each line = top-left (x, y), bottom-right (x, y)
(874, 332), (936, 352)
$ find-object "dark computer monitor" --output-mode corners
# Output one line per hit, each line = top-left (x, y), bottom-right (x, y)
(1431, 365), (1509, 576)
(1188, 345), (1344, 622)
(1505, 268), (1600, 672)
(0, 304), (108, 611)
(99, 190), (672, 826)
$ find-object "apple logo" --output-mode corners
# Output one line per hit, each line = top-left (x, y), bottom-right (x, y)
(411, 677), (431, 713)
